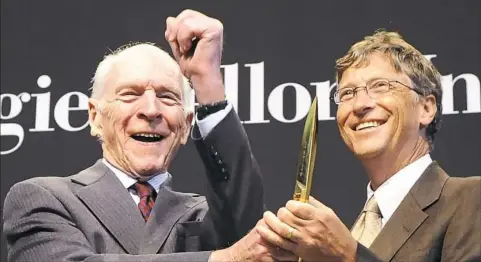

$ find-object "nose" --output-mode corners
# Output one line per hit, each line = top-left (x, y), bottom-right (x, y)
(352, 88), (375, 117)
(137, 90), (162, 121)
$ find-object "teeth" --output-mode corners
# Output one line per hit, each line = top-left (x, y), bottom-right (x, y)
(135, 133), (161, 138)
(356, 121), (382, 131)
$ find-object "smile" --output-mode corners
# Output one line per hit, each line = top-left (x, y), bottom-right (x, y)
(131, 133), (164, 143)
(355, 120), (386, 131)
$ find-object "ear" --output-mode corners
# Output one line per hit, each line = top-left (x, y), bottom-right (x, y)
(88, 98), (103, 138)
(419, 94), (437, 128)
(180, 111), (194, 145)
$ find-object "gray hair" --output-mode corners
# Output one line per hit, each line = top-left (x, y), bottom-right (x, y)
(90, 42), (195, 116)
(335, 30), (443, 150)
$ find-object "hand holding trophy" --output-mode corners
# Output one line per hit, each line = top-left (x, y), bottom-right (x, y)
(257, 98), (357, 261)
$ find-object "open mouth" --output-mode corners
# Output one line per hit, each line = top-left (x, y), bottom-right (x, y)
(131, 133), (164, 143)
(354, 120), (386, 131)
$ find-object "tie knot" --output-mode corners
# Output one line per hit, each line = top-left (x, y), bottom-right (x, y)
(364, 196), (381, 215)
(134, 181), (156, 198)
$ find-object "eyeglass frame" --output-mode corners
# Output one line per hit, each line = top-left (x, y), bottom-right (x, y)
(333, 78), (424, 104)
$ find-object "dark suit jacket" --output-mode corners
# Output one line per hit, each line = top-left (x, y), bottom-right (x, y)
(3, 110), (265, 262)
(356, 162), (481, 262)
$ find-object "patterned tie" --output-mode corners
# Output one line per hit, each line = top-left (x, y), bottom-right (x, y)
(351, 196), (382, 248)
(133, 181), (157, 222)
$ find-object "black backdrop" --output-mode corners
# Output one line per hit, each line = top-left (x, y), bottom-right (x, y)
(1, 1), (480, 261)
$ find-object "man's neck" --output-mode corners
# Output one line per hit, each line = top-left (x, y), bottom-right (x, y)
(362, 137), (430, 190)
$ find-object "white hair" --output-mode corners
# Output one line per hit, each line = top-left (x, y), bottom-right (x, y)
(90, 42), (195, 115)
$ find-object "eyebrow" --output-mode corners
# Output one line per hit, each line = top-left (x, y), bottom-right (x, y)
(115, 84), (177, 93)
(115, 84), (183, 99)
(338, 77), (386, 90)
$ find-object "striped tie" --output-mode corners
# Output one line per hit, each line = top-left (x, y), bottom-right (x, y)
(133, 181), (157, 222)
(351, 196), (382, 248)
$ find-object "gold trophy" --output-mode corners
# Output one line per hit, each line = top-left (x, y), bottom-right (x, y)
(293, 96), (318, 203)
(292, 96), (318, 262)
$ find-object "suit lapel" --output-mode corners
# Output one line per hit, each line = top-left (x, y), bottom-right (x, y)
(72, 160), (145, 254)
(140, 176), (200, 254)
(369, 192), (427, 261)
(369, 161), (449, 261)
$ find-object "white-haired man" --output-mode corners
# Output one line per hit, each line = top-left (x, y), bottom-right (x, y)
(3, 10), (293, 262)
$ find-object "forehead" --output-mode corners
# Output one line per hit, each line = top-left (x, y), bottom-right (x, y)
(104, 47), (182, 94)
(339, 53), (405, 88)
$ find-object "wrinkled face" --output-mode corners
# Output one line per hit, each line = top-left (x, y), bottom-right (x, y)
(88, 48), (192, 179)
(336, 53), (425, 160)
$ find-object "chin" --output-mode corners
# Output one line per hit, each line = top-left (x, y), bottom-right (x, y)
(354, 150), (382, 160)
(133, 165), (165, 177)
(352, 143), (386, 160)
(128, 155), (167, 176)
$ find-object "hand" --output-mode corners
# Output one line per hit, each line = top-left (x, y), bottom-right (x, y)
(209, 219), (298, 262)
(165, 9), (225, 104)
(256, 197), (358, 262)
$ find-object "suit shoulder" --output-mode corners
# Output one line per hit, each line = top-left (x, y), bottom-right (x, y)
(446, 175), (480, 189)
(7, 160), (104, 194)
(444, 175), (480, 202)
(5, 165), (95, 199)
(9, 176), (70, 193)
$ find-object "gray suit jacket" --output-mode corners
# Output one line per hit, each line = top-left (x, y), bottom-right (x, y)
(3, 110), (266, 262)
(356, 162), (481, 262)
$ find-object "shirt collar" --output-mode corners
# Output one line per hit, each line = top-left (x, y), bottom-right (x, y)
(366, 154), (433, 222)
(102, 158), (169, 193)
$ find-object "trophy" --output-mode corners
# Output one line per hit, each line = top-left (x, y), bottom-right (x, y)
(293, 96), (318, 203)
(292, 96), (317, 262)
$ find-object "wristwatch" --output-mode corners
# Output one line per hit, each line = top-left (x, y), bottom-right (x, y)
(196, 100), (228, 120)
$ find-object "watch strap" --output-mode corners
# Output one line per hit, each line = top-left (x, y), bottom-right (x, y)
(196, 100), (228, 120)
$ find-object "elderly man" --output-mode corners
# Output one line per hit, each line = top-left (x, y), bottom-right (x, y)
(3, 10), (282, 262)
(255, 31), (481, 261)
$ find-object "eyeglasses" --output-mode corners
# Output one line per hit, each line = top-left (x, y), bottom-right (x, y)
(333, 78), (423, 104)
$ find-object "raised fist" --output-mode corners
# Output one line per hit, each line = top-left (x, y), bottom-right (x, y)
(165, 9), (225, 104)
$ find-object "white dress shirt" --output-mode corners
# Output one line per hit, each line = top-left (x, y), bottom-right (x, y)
(103, 103), (233, 204)
(196, 102), (233, 138)
(365, 154), (433, 227)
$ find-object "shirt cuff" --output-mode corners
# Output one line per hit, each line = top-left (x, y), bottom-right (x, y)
(196, 102), (233, 138)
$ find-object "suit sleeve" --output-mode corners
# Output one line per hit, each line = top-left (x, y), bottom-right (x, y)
(355, 244), (383, 262)
(193, 108), (266, 248)
(441, 178), (481, 262)
(3, 181), (213, 262)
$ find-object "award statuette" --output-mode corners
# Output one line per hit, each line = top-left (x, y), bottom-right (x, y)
(293, 96), (318, 203)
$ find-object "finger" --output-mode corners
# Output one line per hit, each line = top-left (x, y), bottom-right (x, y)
(165, 17), (181, 60)
(167, 37), (181, 62)
(164, 28), (169, 42)
(268, 246), (298, 262)
(308, 196), (328, 209)
(171, 9), (198, 49)
(176, 17), (198, 54)
(165, 17), (178, 42)
(256, 222), (298, 252)
(258, 218), (268, 227)
(277, 207), (306, 228)
(286, 200), (316, 220)
(176, 9), (201, 21)
(263, 211), (301, 243)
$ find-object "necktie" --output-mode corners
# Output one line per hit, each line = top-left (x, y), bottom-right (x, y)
(133, 181), (157, 222)
(351, 196), (382, 248)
